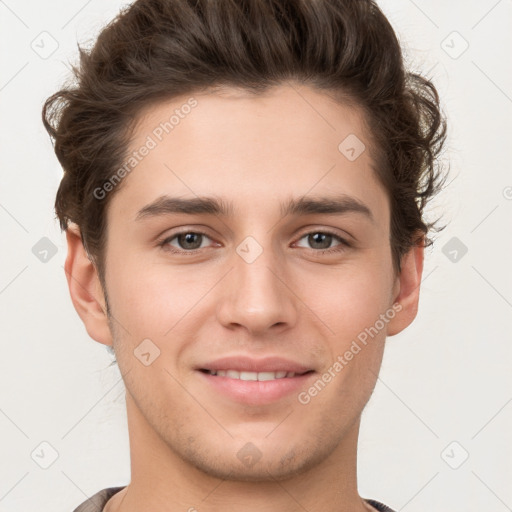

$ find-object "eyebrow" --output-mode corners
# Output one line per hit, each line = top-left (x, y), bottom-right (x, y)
(135, 194), (374, 223)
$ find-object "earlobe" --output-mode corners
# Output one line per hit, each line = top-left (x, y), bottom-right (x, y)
(387, 241), (424, 336)
(64, 223), (113, 346)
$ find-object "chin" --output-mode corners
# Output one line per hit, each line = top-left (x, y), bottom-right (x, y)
(181, 439), (329, 483)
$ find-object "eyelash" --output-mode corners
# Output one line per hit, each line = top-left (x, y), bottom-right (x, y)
(157, 229), (351, 255)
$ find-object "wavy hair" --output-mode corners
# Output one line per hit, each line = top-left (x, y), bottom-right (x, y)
(43, 0), (447, 284)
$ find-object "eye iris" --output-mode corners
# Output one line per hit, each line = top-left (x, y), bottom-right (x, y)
(173, 232), (337, 251)
(309, 233), (332, 249)
(178, 233), (202, 250)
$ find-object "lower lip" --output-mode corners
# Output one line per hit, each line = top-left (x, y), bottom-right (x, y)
(197, 371), (316, 405)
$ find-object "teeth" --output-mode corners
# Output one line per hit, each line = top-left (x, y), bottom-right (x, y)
(257, 372), (277, 381)
(206, 369), (297, 380)
(240, 371), (257, 381)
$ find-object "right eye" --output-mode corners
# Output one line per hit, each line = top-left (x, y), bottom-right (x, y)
(159, 231), (216, 253)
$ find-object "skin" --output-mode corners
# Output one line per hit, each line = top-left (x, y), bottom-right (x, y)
(65, 82), (423, 512)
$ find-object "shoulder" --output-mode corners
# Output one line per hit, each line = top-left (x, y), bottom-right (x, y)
(73, 488), (394, 512)
(365, 498), (397, 512)
(72, 486), (126, 512)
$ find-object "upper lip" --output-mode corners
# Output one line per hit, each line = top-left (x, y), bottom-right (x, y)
(197, 356), (314, 374)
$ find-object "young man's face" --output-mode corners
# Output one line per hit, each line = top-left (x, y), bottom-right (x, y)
(68, 83), (422, 481)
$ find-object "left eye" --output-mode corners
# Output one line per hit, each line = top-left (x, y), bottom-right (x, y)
(295, 232), (347, 251)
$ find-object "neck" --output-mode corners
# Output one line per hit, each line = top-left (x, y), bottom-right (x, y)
(107, 392), (370, 512)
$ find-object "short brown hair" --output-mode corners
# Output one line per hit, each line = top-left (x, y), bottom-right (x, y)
(42, 0), (447, 286)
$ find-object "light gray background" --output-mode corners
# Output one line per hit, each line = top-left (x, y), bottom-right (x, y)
(0, 0), (511, 510)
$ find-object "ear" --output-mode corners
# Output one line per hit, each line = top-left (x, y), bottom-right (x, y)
(386, 240), (424, 336)
(64, 223), (113, 346)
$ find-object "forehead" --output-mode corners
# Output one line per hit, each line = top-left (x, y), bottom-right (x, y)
(109, 83), (388, 222)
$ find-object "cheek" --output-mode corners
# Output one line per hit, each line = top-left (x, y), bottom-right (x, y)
(308, 269), (391, 409)
(313, 264), (393, 341)
(106, 236), (394, 344)
(106, 251), (210, 335)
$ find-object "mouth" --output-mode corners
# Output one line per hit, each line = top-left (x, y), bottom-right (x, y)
(196, 367), (316, 405)
(199, 368), (314, 380)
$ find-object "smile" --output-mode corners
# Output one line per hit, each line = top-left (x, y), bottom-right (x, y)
(200, 369), (311, 380)
(197, 368), (316, 405)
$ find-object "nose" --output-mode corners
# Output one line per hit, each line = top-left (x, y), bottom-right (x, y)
(215, 241), (299, 336)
